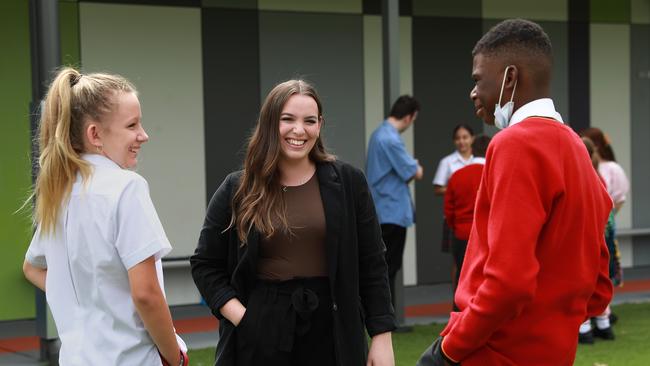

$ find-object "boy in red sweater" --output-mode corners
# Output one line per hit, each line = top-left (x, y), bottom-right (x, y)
(418, 19), (613, 366)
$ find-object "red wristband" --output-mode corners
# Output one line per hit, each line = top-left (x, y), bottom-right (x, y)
(160, 350), (188, 366)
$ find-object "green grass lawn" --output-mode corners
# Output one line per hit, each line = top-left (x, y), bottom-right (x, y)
(189, 302), (650, 365)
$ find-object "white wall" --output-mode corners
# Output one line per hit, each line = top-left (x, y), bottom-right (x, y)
(80, 3), (205, 303)
(363, 15), (417, 285)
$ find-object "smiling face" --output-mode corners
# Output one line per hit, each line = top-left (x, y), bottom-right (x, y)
(454, 127), (474, 155)
(278, 94), (322, 165)
(98, 91), (148, 169)
(470, 53), (505, 126)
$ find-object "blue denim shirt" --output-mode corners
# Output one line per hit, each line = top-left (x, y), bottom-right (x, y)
(366, 120), (418, 227)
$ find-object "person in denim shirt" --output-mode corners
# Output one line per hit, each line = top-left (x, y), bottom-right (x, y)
(366, 95), (423, 307)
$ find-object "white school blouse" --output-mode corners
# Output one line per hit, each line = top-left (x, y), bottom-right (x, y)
(25, 154), (175, 366)
(432, 151), (475, 187)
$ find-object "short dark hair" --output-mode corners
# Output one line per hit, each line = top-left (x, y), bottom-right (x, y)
(453, 124), (474, 139)
(389, 95), (420, 119)
(472, 135), (491, 158)
(472, 19), (552, 65)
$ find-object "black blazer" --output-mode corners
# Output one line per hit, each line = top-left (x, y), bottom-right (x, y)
(191, 160), (396, 366)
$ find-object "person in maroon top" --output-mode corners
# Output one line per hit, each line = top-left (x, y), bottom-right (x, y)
(444, 135), (491, 307)
(418, 19), (612, 366)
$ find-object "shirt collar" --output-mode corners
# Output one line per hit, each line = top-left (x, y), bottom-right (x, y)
(453, 150), (473, 163)
(383, 119), (399, 135)
(510, 98), (564, 126)
(82, 153), (122, 169)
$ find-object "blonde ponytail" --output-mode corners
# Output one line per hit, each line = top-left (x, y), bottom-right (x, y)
(33, 67), (135, 235)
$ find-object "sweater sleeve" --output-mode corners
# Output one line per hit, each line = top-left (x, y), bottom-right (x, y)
(441, 134), (556, 361)
(350, 166), (398, 336)
(190, 173), (239, 320)
(586, 233), (614, 318)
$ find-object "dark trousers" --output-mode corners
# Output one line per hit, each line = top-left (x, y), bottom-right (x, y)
(381, 223), (407, 308)
(450, 236), (468, 311)
(235, 277), (335, 366)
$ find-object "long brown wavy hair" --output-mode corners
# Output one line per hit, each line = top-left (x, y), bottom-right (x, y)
(231, 80), (335, 243)
(32, 67), (135, 235)
(580, 127), (616, 162)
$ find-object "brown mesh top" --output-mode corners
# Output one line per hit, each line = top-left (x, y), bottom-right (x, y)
(257, 173), (327, 280)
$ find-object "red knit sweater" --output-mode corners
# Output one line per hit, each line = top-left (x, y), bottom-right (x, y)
(444, 164), (484, 241)
(441, 118), (613, 365)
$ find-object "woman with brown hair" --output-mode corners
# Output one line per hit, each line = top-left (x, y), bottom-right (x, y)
(580, 127), (629, 213)
(191, 80), (396, 365)
(22, 67), (187, 365)
(577, 134), (624, 343)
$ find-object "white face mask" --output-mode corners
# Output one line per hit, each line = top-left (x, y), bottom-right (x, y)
(494, 66), (517, 129)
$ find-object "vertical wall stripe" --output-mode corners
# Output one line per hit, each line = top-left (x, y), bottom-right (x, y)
(60, 2), (81, 66)
(631, 24), (650, 266)
(202, 8), (261, 202)
(0, 0), (36, 321)
(363, 15), (383, 148)
(568, 0), (590, 131)
(413, 16), (483, 283)
(400, 16), (417, 286)
(590, 24), (632, 229)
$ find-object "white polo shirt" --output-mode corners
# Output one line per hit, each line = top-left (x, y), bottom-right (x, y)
(25, 154), (174, 365)
(432, 151), (475, 187)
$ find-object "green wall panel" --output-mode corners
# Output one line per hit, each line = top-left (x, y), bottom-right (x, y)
(60, 1), (81, 67)
(0, 0), (37, 321)
(591, 0), (631, 23)
(259, 0), (361, 14)
(483, 0), (567, 21)
(631, 0), (650, 24)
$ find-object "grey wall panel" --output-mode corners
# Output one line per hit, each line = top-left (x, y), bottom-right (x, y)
(631, 24), (650, 263)
(202, 8), (261, 200)
(413, 16), (483, 284)
(634, 237), (650, 266)
(259, 12), (366, 169)
(542, 21), (570, 123)
(80, 3), (205, 259)
(568, 0), (590, 132)
(631, 24), (650, 229)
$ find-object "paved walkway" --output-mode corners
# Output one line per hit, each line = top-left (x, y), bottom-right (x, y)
(2, 267), (649, 365)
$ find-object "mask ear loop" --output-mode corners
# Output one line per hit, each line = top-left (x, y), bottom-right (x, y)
(498, 65), (517, 105)
(509, 76), (518, 103)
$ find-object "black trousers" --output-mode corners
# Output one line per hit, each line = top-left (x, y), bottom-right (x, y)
(381, 223), (407, 308)
(235, 277), (335, 366)
(450, 236), (468, 287)
(450, 236), (468, 311)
